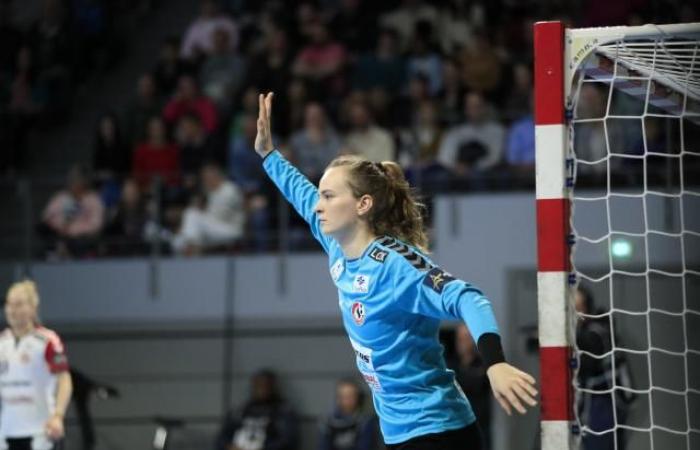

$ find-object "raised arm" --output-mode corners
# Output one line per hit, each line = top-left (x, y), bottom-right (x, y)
(255, 93), (333, 252)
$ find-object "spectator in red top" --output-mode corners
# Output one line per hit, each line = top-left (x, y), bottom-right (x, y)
(132, 116), (181, 190)
(162, 74), (218, 133)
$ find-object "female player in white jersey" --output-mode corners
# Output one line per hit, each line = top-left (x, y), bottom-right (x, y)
(0, 281), (73, 450)
(255, 92), (537, 449)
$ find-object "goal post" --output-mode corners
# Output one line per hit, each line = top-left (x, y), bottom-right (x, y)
(535, 20), (700, 450)
(535, 20), (574, 450)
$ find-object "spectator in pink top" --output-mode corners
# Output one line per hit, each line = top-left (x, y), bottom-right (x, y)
(180, 0), (237, 62)
(40, 166), (105, 258)
(293, 21), (347, 97)
(163, 75), (219, 133)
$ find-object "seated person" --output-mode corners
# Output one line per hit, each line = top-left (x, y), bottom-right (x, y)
(39, 165), (104, 258)
(318, 378), (380, 450)
(171, 163), (244, 255)
(103, 178), (149, 256)
(216, 369), (298, 450)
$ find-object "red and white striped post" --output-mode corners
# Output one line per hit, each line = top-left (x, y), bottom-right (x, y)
(534, 21), (575, 450)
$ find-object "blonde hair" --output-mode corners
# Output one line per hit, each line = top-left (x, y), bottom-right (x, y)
(6, 280), (40, 309)
(327, 155), (429, 252)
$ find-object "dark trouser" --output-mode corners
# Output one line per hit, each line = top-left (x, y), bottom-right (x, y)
(582, 393), (627, 450)
(386, 423), (484, 450)
(6, 438), (33, 450)
(5, 438), (58, 450)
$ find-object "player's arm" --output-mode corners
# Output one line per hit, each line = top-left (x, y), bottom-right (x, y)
(45, 370), (72, 439)
(392, 258), (538, 415)
(53, 370), (72, 417)
(44, 335), (73, 440)
(255, 92), (332, 252)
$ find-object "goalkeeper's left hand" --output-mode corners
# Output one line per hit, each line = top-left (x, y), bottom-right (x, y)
(486, 362), (538, 415)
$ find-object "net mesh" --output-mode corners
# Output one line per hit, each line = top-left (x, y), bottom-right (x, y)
(568, 29), (700, 450)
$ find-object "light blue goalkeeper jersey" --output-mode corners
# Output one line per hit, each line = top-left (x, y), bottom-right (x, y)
(262, 150), (501, 444)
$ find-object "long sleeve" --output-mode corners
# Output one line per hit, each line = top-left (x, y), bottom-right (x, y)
(355, 416), (379, 450)
(437, 128), (459, 167)
(43, 192), (69, 229)
(390, 255), (499, 343)
(264, 405), (298, 450)
(262, 150), (333, 253)
(66, 194), (104, 236)
(215, 410), (239, 450)
(475, 123), (505, 170)
(390, 255), (504, 367)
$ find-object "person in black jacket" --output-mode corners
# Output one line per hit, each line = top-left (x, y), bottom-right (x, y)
(216, 369), (298, 450)
(575, 287), (635, 450)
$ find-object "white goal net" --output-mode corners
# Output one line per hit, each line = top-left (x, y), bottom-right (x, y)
(567, 23), (700, 450)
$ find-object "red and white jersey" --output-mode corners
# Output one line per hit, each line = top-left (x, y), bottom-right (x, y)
(0, 326), (69, 438)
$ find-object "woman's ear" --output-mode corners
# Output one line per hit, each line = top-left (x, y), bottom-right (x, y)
(357, 194), (374, 216)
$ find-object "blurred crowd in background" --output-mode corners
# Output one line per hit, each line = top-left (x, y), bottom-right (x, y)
(0, 0), (696, 258)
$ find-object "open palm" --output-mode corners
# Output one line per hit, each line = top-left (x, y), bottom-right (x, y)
(255, 92), (274, 157)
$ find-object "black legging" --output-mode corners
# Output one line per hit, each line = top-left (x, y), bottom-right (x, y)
(385, 422), (485, 450)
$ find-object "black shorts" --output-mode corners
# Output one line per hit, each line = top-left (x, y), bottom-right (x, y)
(386, 422), (484, 450)
(5, 437), (58, 450)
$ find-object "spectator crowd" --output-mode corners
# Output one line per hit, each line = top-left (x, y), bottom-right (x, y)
(1, 0), (696, 258)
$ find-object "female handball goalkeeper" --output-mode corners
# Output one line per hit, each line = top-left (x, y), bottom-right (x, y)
(254, 92), (537, 450)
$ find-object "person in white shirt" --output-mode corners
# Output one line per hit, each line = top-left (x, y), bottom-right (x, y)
(180, 0), (238, 61)
(173, 163), (245, 255)
(345, 100), (395, 163)
(438, 92), (505, 188)
(0, 280), (73, 450)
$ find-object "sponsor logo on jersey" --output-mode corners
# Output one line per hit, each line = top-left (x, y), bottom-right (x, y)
(351, 302), (366, 325)
(330, 259), (344, 281)
(368, 247), (388, 263)
(349, 338), (382, 391)
(349, 338), (374, 369)
(353, 275), (370, 293)
(362, 373), (383, 392)
(423, 267), (456, 294)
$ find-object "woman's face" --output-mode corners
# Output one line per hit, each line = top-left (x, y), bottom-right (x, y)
(316, 166), (366, 237)
(336, 383), (360, 415)
(147, 117), (165, 142)
(100, 117), (116, 140)
(5, 289), (36, 330)
(122, 180), (140, 205)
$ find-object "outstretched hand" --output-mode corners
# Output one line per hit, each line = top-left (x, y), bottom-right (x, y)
(255, 92), (274, 158)
(486, 362), (538, 416)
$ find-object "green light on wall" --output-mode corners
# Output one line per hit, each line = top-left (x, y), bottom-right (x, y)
(611, 239), (633, 258)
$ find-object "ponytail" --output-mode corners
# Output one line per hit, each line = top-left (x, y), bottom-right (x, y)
(327, 156), (429, 252)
